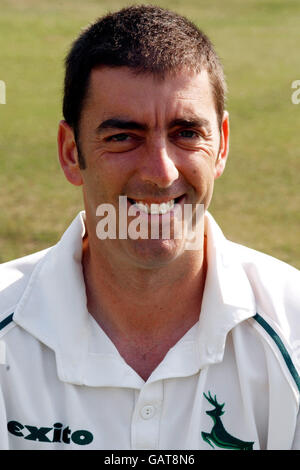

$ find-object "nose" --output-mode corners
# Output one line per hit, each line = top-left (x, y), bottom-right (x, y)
(138, 139), (179, 188)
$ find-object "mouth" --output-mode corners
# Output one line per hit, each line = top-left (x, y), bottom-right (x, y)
(127, 195), (185, 215)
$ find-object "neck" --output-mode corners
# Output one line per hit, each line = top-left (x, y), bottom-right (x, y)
(82, 235), (207, 380)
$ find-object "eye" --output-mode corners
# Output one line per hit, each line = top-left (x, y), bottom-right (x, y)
(178, 130), (198, 139)
(173, 128), (204, 143)
(106, 133), (130, 142)
(102, 132), (143, 153)
(170, 127), (207, 151)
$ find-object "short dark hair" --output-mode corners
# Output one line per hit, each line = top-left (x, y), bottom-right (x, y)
(63, 5), (227, 168)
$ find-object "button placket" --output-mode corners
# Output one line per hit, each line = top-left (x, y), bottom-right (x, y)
(131, 381), (163, 450)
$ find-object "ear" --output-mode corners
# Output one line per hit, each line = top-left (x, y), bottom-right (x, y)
(57, 120), (83, 186)
(214, 111), (229, 179)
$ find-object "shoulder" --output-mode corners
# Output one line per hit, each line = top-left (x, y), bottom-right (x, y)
(0, 248), (51, 335)
(228, 241), (300, 304)
(226, 241), (300, 395)
(228, 241), (300, 360)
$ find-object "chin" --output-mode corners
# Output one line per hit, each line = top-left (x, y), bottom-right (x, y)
(125, 237), (187, 269)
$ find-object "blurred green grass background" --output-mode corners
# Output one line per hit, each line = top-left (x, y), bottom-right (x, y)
(0, 0), (299, 268)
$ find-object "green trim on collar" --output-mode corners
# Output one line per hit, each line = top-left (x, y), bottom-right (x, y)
(254, 313), (300, 393)
(0, 313), (14, 331)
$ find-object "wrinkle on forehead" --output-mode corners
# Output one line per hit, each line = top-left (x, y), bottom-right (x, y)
(86, 67), (218, 132)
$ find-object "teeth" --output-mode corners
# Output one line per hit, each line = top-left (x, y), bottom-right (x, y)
(132, 199), (175, 215)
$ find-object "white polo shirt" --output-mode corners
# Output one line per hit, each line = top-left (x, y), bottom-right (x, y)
(0, 212), (299, 450)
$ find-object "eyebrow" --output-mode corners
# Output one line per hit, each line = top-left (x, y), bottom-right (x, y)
(96, 119), (148, 134)
(95, 116), (211, 135)
(169, 118), (211, 131)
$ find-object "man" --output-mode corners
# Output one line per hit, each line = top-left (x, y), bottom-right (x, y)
(0, 5), (299, 450)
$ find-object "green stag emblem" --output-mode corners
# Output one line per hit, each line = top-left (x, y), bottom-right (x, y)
(202, 392), (254, 450)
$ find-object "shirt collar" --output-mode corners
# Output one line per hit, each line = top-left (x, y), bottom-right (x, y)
(13, 211), (256, 386)
(149, 213), (256, 382)
(195, 212), (256, 368)
(14, 212), (90, 385)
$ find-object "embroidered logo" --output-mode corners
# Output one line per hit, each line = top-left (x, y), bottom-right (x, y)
(201, 392), (254, 450)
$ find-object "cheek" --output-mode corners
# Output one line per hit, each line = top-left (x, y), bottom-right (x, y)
(81, 166), (109, 207)
(181, 159), (215, 210)
(81, 156), (135, 206)
(183, 155), (215, 189)
(92, 151), (138, 179)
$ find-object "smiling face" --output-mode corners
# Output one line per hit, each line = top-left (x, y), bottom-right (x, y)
(58, 66), (229, 269)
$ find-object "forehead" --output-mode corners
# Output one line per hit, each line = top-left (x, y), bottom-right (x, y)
(83, 66), (217, 127)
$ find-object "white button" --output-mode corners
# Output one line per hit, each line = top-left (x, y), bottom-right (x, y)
(140, 405), (155, 419)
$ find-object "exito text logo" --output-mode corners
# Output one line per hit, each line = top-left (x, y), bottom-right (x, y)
(7, 420), (94, 446)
